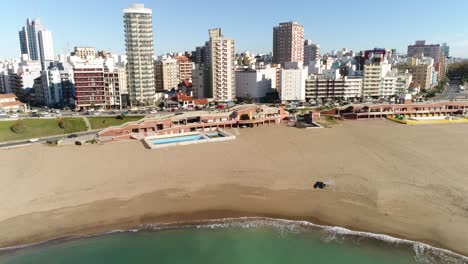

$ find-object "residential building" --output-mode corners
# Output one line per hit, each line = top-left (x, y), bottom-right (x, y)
(305, 75), (362, 101)
(279, 63), (308, 102)
(362, 55), (392, 99)
(0, 94), (27, 113)
(73, 61), (106, 110)
(73, 47), (96, 60)
(208, 28), (236, 102)
(273, 22), (304, 65)
(192, 66), (207, 99)
(176, 56), (193, 81)
(9, 57), (42, 101)
(123, 4), (156, 106)
(103, 67), (126, 109)
(235, 66), (277, 101)
(304, 40), (320, 65)
(154, 60), (163, 93)
(394, 57), (433, 90)
(38, 68), (63, 106)
(154, 58), (180, 92)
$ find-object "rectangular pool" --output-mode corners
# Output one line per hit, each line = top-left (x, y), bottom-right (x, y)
(152, 135), (205, 145)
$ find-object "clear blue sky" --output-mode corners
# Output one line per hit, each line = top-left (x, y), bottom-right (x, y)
(1, 0), (468, 58)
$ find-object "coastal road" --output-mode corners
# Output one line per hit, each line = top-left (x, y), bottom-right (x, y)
(0, 130), (100, 149)
(435, 83), (468, 100)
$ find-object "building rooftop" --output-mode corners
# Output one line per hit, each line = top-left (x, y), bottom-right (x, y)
(123, 4), (152, 14)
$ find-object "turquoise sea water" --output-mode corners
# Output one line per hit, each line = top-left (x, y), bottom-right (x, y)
(0, 219), (466, 264)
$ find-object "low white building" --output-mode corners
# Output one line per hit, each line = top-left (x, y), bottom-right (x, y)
(305, 75), (362, 101)
(235, 66), (277, 101)
(279, 62), (308, 102)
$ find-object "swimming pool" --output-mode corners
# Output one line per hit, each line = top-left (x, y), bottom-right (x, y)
(152, 135), (205, 145)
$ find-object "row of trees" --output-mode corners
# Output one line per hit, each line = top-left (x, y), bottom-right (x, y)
(448, 61), (468, 85)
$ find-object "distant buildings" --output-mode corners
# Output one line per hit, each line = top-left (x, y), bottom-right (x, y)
(394, 57), (434, 90)
(407, 40), (446, 81)
(273, 22), (304, 65)
(304, 40), (320, 65)
(123, 4), (156, 106)
(441, 43), (450, 58)
(18, 19), (54, 70)
(73, 47), (97, 60)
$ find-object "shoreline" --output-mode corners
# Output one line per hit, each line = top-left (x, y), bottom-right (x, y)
(0, 185), (467, 258)
(1, 214), (467, 261)
(1, 122), (468, 258)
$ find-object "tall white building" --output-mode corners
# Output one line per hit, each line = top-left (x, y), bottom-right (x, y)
(38, 30), (54, 68)
(208, 28), (236, 102)
(18, 19), (54, 70)
(123, 4), (156, 106)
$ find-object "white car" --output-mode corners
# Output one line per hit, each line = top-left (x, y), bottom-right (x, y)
(93, 112), (101, 116)
(9, 114), (19, 118)
(28, 138), (39, 143)
(72, 113), (80, 116)
(150, 110), (158, 114)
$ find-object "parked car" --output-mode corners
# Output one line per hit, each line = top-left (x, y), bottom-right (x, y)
(68, 134), (79, 139)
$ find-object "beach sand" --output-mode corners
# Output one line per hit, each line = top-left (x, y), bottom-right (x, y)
(0, 120), (468, 256)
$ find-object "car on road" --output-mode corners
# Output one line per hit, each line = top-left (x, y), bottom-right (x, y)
(150, 110), (158, 114)
(72, 113), (80, 116)
(68, 134), (79, 139)
(28, 138), (39, 143)
(9, 114), (19, 118)
(92, 112), (101, 116)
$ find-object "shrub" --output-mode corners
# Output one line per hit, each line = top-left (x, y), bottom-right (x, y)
(59, 119), (70, 129)
(10, 121), (27, 134)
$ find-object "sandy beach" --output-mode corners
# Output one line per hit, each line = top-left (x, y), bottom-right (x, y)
(0, 120), (468, 256)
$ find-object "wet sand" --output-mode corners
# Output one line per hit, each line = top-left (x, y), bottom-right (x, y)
(0, 120), (467, 256)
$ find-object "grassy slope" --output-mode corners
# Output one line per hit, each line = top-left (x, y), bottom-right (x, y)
(0, 118), (87, 142)
(87, 116), (145, 130)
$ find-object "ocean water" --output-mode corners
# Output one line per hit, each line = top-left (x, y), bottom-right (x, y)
(0, 218), (466, 264)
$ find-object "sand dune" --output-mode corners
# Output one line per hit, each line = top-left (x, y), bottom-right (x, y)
(0, 120), (467, 256)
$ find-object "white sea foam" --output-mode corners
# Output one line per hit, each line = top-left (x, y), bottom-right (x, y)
(1, 217), (467, 263)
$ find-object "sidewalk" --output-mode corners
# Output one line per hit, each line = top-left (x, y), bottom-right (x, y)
(0, 129), (102, 149)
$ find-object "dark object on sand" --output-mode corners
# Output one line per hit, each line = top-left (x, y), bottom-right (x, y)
(314, 182), (327, 189)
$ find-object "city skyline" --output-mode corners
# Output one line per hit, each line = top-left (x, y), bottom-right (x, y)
(1, 0), (468, 58)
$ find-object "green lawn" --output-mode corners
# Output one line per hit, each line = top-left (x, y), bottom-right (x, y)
(0, 118), (87, 142)
(87, 116), (145, 130)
